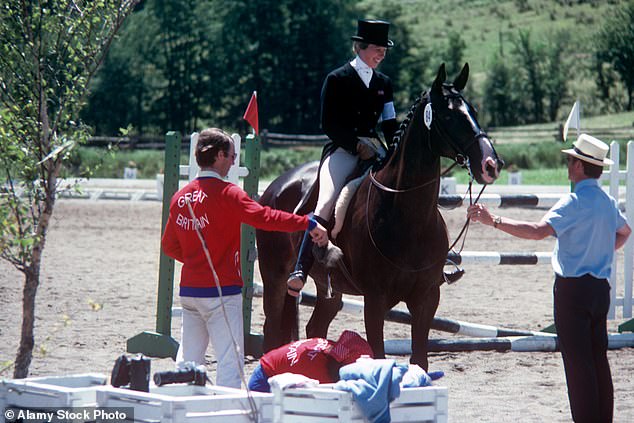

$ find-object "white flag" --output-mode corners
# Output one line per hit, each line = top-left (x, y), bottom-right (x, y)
(562, 101), (580, 142)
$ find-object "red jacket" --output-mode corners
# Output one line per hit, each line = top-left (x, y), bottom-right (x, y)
(162, 173), (308, 297)
(260, 338), (338, 383)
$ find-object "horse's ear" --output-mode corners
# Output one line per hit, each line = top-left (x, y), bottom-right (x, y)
(432, 63), (447, 94)
(452, 63), (469, 91)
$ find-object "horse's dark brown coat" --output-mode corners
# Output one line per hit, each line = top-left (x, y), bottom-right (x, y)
(256, 63), (503, 369)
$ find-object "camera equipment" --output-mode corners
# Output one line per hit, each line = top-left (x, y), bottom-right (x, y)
(110, 354), (151, 392)
(153, 362), (207, 387)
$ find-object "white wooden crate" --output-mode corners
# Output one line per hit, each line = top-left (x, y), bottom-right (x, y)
(96, 384), (273, 423)
(0, 373), (107, 423)
(272, 384), (448, 423)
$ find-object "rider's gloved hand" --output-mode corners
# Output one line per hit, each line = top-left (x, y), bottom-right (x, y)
(356, 139), (377, 161)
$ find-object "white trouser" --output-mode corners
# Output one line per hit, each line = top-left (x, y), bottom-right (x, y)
(314, 147), (359, 221)
(176, 294), (244, 388)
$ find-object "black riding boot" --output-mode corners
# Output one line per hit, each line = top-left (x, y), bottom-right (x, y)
(287, 215), (328, 297)
(287, 230), (316, 296)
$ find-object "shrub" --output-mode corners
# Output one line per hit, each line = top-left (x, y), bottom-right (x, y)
(57, 140), (628, 182)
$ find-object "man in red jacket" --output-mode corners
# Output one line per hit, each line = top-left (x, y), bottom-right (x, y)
(247, 330), (374, 392)
(162, 128), (327, 388)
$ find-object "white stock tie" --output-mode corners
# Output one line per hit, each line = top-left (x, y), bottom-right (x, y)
(358, 68), (372, 88)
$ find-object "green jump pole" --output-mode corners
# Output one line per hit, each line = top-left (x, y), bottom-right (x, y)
(241, 133), (264, 357)
(127, 131), (180, 359)
(619, 318), (634, 333)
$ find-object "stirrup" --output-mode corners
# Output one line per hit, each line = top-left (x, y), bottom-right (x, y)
(287, 270), (306, 297)
(443, 259), (465, 285)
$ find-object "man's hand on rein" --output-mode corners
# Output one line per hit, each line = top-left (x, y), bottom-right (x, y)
(467, 204), (495, 227)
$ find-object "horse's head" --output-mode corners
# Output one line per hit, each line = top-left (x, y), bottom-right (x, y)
(427, 63), (503, 184)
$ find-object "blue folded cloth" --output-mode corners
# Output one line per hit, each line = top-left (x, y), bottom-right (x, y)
(334, 359), (408, 423)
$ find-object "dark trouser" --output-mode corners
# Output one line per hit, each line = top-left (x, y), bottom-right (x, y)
(554, 274), (613, 423)
(291, 215), (329, 278)
(294, 228), (315, 275)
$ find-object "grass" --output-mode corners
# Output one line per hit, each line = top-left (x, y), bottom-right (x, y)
(63, 147), (165, 179)
(370, 0), (627, 81)
(361, 0), (631, 123)
(451, 167), (569, 185)
(582, 110), (634, 129)
(489, 110), (634, 134)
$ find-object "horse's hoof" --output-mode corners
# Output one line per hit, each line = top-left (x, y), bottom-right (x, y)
(287, 271), (306, 297)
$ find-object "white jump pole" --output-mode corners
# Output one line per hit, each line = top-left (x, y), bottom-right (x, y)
(384, 333), (634, 354)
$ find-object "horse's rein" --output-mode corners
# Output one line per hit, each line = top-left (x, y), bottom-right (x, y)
(447, 181), (486, 253)
(364, 164), (486, 273)
(369, 161), (459, 193)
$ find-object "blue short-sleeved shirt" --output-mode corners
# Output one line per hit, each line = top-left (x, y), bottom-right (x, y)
(544, 178), (627, 279)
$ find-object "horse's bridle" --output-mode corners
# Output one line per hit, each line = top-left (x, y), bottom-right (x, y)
(369, 91), (488, 194)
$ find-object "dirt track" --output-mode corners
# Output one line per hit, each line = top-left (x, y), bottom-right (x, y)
(1, 199), (632, 422)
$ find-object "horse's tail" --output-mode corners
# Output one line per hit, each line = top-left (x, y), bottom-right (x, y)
(281, 293), (300, 341)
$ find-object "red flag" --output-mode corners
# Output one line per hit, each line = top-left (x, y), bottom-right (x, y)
(243, 91), (259, 135)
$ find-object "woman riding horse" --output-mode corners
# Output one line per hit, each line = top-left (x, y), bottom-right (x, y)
(257, 63), (503, 370)
(286, 19), (398, 298)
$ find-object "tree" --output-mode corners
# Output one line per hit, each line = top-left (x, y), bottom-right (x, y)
(150, 0), (209, 135)
(543, 31), (573, 121)
(483, 28), (573, 126)
(82, 49), (149, 135)
(82, 7), (161, 136)
(483, 54), (521, 127)
(595, 2), (634, 111)
(443, 32), (467, 78)
(83, 0), (428, 135)
(357, 0), (427, 111)
(0, 0), (139, 378)
(217, 0), (357, 133)
(512, 30), (546, 123)
(83, 0), (209, 137)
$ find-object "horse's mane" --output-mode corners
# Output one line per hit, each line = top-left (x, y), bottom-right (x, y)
(391, 93), (425, 150)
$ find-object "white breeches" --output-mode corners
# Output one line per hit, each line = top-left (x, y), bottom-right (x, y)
(314, 147), (359, 221)
(176, 294), (244, 388)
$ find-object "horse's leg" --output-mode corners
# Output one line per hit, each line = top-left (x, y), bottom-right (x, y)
(259, 231), (297, 352)
(305, 282), (342, 339)
(407, 284), (440, 371)
(363, 294), (387, 358)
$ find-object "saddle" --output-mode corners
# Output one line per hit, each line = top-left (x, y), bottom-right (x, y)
(294, 160), (371, 233)
(294, 138), (387, 220)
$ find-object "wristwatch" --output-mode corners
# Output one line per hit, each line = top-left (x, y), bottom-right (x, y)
(493, 215), (502, 228)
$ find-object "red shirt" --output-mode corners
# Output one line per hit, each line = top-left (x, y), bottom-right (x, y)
(161, 173), (308, 296)
(260, 338), (339, 383)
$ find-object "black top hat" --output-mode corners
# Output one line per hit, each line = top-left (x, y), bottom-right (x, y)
(351, 19), (394, 48)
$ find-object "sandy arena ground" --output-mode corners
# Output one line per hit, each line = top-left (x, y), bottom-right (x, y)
(1, 197), (633, 422)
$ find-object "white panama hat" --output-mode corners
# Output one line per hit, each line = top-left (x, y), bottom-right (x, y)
(562, 133), (613, 167)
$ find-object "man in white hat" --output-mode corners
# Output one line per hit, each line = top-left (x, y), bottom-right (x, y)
(467, 133), (631, 422)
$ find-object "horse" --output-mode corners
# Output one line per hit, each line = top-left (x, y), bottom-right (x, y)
(255, 63), (504, 370)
